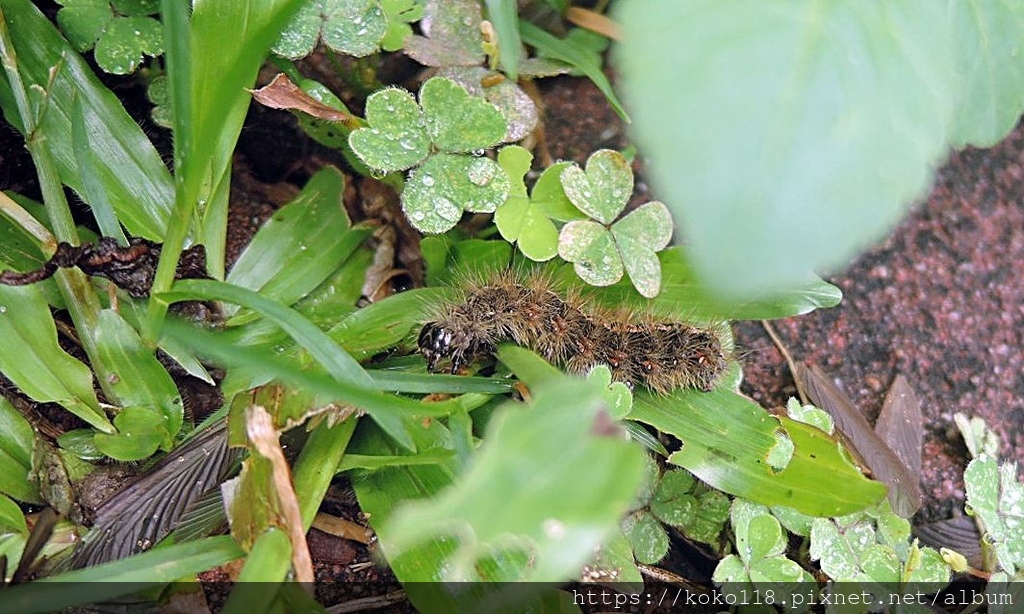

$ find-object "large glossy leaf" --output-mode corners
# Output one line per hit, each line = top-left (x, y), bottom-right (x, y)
(615, 0), (955, 297)
(947, 0), (1024, 148)
(380, 379), (645, 582)
(629, 388), (885, 517)
(0, 397), (38, 503)
(0, 0), (172, 239)
(226, 167), (367, 315)
(0, 284), (110, 432)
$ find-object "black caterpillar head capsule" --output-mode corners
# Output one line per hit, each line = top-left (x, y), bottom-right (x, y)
(418, 322), (453, 372)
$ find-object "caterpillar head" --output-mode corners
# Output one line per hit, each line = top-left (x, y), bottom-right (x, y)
(418, 322), (452, 372)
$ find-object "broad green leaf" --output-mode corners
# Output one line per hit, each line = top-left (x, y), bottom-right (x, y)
(612, 201), (673, 298)
(91, 309), (182, 447)
(965, 456), (1024, 574)
(558, 220), (623, 286)
(274, 0), (389, 59)
(227, 167), (367, 314)
(92, 15), (163, 74)
(93, 405), (167, 461)
(584, 365), (632, 420)
(55, 0), (111, 51)
(403, 153), (510, 233)
(0, 535), (243, 613)
(113, 0), (160, 16)
(0, 493), (27, 577)
(72, 97), (127, 243)
(948, 1), (1024, 148)
(323, 0), (388, 57)
(630, 389), (885, 516)
(329, 287), (439, 359)
(747, 514), (784, 562)
(420, 76), (507, 153)
(494, 147), (566, 261)
(786, 397), (835, 435)
(437, 66), (538, 142)
(0, 285), (110, 432)
(0, 397), (38, 503)
(0, 0), (173, 239)
(348, 87), (429, 171)
(615, 0), (955, 296)
(650, 470), (697, 528)
(560, 149), (632, 224)
(380, 379), (646, 582)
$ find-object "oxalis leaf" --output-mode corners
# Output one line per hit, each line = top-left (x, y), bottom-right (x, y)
(404, 153), (510, 233)
(559, 202), (673, 298)
(615, 0), (956, 297)
(494, 145), (575, 262)
(273, 0), (389, 59)
(379, 378), (646, 582)
(556, 149), (673, 297)
(965, 456), (1024, 575)
(348, 87), (430, 172)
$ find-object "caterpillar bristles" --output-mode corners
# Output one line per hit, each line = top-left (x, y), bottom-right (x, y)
(418, 269), (729, 394)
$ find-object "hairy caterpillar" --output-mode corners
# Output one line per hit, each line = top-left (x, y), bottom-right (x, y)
(418, 272), (729, 394)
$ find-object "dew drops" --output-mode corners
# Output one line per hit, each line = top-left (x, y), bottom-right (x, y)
(399, 138), (417, 150)
(410, 210), (426, 222)
(467, 158), (496, 186)
(421, 174), (436, 187)
(0, 305), (6, 314)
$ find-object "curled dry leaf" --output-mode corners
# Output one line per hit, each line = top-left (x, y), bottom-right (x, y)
(246, 404), (314, 584)
(250, 73), (352, 123)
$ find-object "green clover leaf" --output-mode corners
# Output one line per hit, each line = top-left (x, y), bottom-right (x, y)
(403, 153), (510, 233)
(558, 220), (623, 287)
(348, 87), (430, 171)
(611, 201), (673, 297)
(402, 0), (483, 67)
(57, 0), (162, 74)
(558, 201), (673, 297)
(560, 149), (633, 224)
(494, 146), (575, 261)
(420, 77), (507, 153)
(273, 0), (388, 59)
(380, 0), (424, 52)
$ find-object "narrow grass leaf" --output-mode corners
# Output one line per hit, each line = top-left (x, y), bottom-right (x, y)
(70, 96), (127, 244)
(1, 536), (243, 614)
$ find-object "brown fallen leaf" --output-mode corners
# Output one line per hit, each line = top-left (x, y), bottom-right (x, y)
(797, 364), (923, 518)
(250, 73), (353, 123)
(875, 375), (923, 477)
